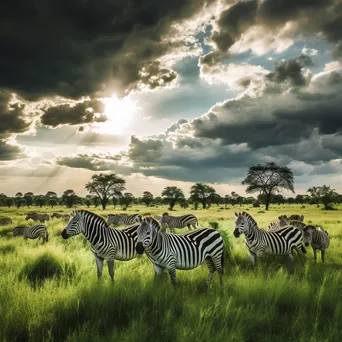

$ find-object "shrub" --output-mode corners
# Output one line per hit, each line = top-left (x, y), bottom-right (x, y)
(253, 202), (260, 208)
(208, 222), (219, 230)
(218, 229), (233, 264)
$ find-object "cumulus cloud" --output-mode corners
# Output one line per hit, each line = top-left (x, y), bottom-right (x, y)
(0, 140), (26, 160)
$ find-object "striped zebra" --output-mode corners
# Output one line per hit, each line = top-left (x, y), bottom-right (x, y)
(160, 212), (198, 233)
(0, 217), (12, 225)
(234, 212), (305, 266)
(61, 210), (139, 281)
(107, 213), (142, 226)
(279, 214), (304, 222)
(51, 213), (70, 221)
(153, 215), (162, 222)
(303, 225), (330, 263)
(26, 212), (50, 223)
(135, 216), (223, 288)
(13, 224), (48, 242)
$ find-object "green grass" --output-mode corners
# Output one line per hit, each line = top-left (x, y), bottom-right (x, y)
(0, 204), (341, 341)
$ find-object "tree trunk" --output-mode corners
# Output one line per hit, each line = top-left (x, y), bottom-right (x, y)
(101, 199), (106, 210)
(265, 194), (270, 210)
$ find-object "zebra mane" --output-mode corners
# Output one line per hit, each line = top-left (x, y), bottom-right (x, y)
(74, 209), (109, 227)
(143, 216), (162, 231)
(241, 211), (258, 227)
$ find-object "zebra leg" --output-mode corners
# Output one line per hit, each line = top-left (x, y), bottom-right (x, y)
(205, 257), (216, 284)
(288, 253), (294, 262)
(107, 260), (115, 281)
(187, 224), (191, 231)
(321, 250), (325, 263)
(191, 223), (196, 230)
(153, 263), (165, 282)
(313, 248), (317, 263)
(95, 256), (104, 279)
(168, 268), (178, 288)
(248, 251), (256, 267)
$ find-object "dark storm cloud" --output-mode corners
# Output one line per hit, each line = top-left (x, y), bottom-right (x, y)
(266, 55), (313, 87)
(210, 0), (342, 57)
(127, 136), (164, 163)
(0, 0), (214, 101)
(211, 0), (258, 51)
(0, 89), (32, 138)
(40, 99), (106, 127)
(0, 140), (26, 160)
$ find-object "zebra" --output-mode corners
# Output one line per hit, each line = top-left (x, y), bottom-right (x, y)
(51, 213), (70, 221)
(107, 213), (142, 227)
(13, 224), (48, 242)
(0, 217), (12, 225)
(159, 212), (198, 233)
(303, 225), (330, 263)
(279, 214), (304, 222)
(153, 215), (162, 222)
(234, 212), (305, 266)
(61, 210), (139, 281)
(135, 216), (223, 288)
(26, 212), (50, 223)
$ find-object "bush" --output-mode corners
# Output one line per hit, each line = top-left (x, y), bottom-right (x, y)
(218, 228), (233, 264)
(253, 202), (260, 208)
(208, 222), (219, 230)
(19, 252), (75, 286)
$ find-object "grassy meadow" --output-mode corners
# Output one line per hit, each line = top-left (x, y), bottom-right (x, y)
(0, 204), (341, 342)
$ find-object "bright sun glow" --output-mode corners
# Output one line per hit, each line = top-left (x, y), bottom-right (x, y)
(93, 94), (137, 135)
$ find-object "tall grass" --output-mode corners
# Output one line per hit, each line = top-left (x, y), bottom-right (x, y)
(0, 204), (341, 341)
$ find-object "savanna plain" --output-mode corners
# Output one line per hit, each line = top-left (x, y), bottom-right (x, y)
(0, 205), (341, 342)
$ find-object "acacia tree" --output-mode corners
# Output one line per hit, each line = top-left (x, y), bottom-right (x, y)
(141, 191), (154, 207)
(242, 162), (294, 210)
(307, 185), (338, 210)
(120, 193), (135, 210)
(190, 183), (216, 209)
(85, 173), (125, 210)
(161, 186), (185, 210)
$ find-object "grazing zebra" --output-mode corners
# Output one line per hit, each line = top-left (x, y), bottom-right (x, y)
(0, 217), (12, 225)
(13, 225), (48, 242)
(303, 225), (330, 263)
(234, 212), (305, 266)
(61, 210), (139, 281)
(279, 214), (304, 222)
(135, 216), (223, 288)
(51, 213), (70, 221)
(107, 213), (142, 226)
(160, 212), (198, 233)
(26, 212), (50, 223)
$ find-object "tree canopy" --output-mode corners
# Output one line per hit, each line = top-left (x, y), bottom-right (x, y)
(242, 162), (294, 210)
(85, 173), (126, 210)
(190, 183), (217, 209)
(161, 186), (184, 210)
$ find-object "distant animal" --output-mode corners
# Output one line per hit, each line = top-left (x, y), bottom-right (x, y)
(51, 213), (70, 221)
(25, 212), (50, 223)
(135, 216), (223, 288)
(13, 225), (48, 243)
(0, 217), (12, 226)
(107, 213), (142, 226)
(303, 225), (330, 263)
(279, 214), (304, 222)
(61, 210), (140, 281)
(160, 212), (198, 233)
(234, 212), (305, 266)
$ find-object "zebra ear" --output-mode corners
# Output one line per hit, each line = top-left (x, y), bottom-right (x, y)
(234, 212), (239, 218)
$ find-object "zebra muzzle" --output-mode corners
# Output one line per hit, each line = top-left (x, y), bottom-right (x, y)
(136, 242), (145, 254)
(304, 242), (309, 247)
(61, 229), (69, 239)
(233, 229), (240, 238)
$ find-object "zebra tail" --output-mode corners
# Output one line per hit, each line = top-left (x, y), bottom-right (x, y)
(45, 229), (49, 242)
(221, 250), (224, 275)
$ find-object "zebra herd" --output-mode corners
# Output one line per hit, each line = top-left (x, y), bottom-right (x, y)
(1, 209), (331, 288)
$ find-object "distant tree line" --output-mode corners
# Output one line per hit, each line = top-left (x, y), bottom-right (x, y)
(0, 164), (340, 211)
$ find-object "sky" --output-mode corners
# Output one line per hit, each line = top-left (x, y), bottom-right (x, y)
(1, 0), (342, 198)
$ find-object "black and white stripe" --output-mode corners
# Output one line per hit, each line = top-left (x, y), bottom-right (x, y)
(135, 216), (223, 288)
(303, 225), (330, 263)
(62, 210), (139, 281)
(0, 217), (12, 225)
(234, 211), (305, 265)
(107, 213), (142, 226)
(26, 212), (50, 223)
(51, 212), (71, 221)
(160, 212), (198, 233)
(13, 224), (48, 242)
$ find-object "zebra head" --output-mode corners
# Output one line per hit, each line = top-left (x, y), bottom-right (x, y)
(233, 212), (250, 237)
(12, 226), (25, 237)
(303, 225), (316, 246)
(107, 214), (118, 226)
(136, 216), (161, 255)
(61, 210), (82, 239)
(159, 212), (170, 230)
